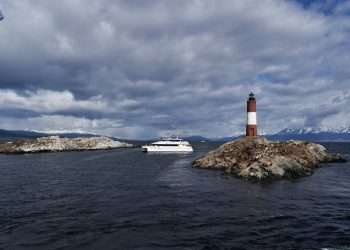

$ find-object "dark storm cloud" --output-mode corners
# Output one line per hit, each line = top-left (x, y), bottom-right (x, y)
(0, 0), (350, 138)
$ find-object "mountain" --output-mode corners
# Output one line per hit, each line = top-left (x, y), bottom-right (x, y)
(183, 135), (210, 142)
(2, 126), (350, 143)
(268, 127), (350, 141)
(0, 129), (103, 142)
(184, 126), (350, 142)
(277, 127), (350, 134)
(0, 129), (46, 140)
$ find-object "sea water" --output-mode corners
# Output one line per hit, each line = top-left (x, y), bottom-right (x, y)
(0, 142), (349, 249)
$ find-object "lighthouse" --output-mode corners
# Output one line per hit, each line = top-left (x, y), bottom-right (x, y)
(246, 92), (257, 137)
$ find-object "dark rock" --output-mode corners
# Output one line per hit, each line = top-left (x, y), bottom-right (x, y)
(193, 137), (346, 180)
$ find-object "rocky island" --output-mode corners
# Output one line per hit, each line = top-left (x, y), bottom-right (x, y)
(0, 136), (133, 154)
(193, 137), (346, 180)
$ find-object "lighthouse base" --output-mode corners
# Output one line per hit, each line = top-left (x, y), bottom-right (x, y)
(246, 125), (257, 137)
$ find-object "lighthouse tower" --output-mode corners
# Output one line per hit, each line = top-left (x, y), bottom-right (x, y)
(246, 92), (258, 137)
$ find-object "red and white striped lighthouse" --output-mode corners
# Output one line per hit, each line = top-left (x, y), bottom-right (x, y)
(246, 92), (258, 137)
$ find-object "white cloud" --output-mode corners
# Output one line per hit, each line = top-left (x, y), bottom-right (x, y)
(0, 89), (108, 113)
(0, 114), (149, 139)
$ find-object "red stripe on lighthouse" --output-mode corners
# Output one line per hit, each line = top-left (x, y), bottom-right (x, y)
(247, 101), (256, 112)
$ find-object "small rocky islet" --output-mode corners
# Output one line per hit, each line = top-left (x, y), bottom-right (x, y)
(193, 137), (346, 180)
(0, 136), (133, 154)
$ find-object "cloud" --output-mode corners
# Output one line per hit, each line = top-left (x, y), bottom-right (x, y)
(0, 89), (108, 113)
(0, 114), (148, 139)
(0, 0), (349, 138)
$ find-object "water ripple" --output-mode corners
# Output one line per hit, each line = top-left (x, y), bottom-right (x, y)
(0, 142), (350, 249)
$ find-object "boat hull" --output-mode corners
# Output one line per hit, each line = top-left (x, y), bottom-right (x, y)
(142, 145), (193, 153)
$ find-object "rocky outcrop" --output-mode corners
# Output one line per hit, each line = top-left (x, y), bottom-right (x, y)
(193, 137), (346, 180)
(0, 136), (133, 154)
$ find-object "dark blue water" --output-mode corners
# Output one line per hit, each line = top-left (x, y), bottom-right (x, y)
(0, 142), (350, 250)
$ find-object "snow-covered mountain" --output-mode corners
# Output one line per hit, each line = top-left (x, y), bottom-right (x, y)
(278, 127), (350, 134)
(270, 126), (350, 141)
(0, 129), (105, 141)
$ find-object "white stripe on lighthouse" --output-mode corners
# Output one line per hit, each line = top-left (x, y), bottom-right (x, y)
(247, 112), (257, 125)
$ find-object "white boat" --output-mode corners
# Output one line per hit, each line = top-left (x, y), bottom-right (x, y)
(142, 137), (193, 153)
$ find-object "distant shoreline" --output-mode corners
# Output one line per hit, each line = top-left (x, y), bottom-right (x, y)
(0, 136), (133, 154)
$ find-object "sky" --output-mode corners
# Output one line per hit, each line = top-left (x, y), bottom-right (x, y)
(0, 0), (350, 139)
